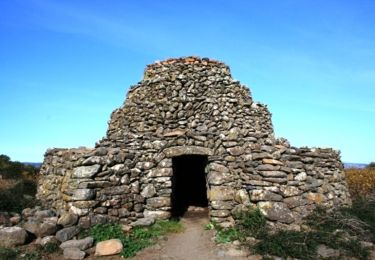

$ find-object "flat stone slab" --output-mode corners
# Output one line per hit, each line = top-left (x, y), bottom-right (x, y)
(163, 146), (213, 157)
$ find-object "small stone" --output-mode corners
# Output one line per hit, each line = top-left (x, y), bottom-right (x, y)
(72, 189), (96, 200)
(262, 158), (283, 165)
(143, 210), (170, 219)
(250, 190), (283, 202)
(295, 172), (307, 181)
(147, 197), (171, 208)
(234, 190), (250, 204)
(258, 202), (295, 223)
(279, 186), (301, 197)
(131, 217), (155, 227)
(227, 146), (244, 156)
(58, 213), (79, 227)
(35, 209), (56, 221)
(208, 187), (234, 201)
(95, 239), (123, 256)
(141, 184), (157, 198)
(317, 244), (340, 258)
(56, 226), (80, 242)
(60, 236), (94, 250)
(38, 236), (60, 246)
(63, 247), (86, 260)
(0, 226), (28, 247)
(72, 164), (101, 178)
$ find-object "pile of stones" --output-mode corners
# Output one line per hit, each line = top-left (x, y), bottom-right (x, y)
(0, 207), (130, 259)
(36, 56), (351, 229)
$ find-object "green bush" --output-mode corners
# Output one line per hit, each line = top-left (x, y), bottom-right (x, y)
(0, 179), (37, 212)
(42, 242), (60, 253)
(0, 247), (18, 260)
(253, 200), (373, 259)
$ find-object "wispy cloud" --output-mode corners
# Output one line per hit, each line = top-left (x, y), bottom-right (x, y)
(25, 0), (173, 54)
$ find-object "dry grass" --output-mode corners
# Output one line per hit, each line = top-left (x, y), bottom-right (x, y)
(0, 178), (18, 190)
(345, 168), (375, 197)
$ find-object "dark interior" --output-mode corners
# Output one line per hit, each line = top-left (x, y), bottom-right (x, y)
(171, 155), (208, 217)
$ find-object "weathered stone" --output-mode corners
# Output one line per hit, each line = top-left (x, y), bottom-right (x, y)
(73, 164), (101, 178)
(250, 190), (283, 202)
(305, 192), (326, 204)
(60, 236), (94, 250)
(95, 239), (123, 256)
(63, 247), (86, 260)
(82, 156), (102, 165)
(284, 196), (307, 208)
(207, 171), (230, 185)
(210, 209), (230, 217)
(143, 210), (170, 219)
(56, 226), (80, 242)
(0, 226), (27, 247)
(295, 172), (307, 181)
(259, 171), (287, 178)
(130, 217), (155, 227)
(147, 197), (171, 208)
(141, 184), (156, 198)
(209, 163), (229, 173)
(35, 209), (56, 220)
(148, 168), (172, 177)
(262, 158), (283, 165)
(208, 187), (234, 201)
(58, 213), (79, 227)
(280, 186), (301, 197)
(72, 189), (95, 200)
(317, 245), (340, 258)
(234, 190), (250, 204)
(256, 164), (280, 171)
(164, 146), (213, 157)
(38, 235), (60, 246)
(258, 202), (295, 223)
(227, 147), (244, 156)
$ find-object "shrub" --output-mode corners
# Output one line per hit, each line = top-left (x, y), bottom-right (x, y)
(345, 168), (375, 196)
(42, 242), (60, 253)
(253, 200), (373, 259)
(0, 247), (18, 260)
(235, 206), (267, 238)
(213, 206), (267, 244)
(368, 162), (375, 168)
(0, 179), (37, 212)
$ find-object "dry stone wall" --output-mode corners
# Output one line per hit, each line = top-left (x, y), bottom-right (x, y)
(37, 56), (351, 228)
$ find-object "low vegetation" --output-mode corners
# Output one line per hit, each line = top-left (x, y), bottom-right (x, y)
(0, 154), (39, 212)
(0, 242), (60, 260)
(346, 167), (375, 196)
(81, 220), (184, 258)
(210, 196), (375, 259)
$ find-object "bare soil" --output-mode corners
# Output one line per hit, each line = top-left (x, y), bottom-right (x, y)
(132, 208), (250, 260)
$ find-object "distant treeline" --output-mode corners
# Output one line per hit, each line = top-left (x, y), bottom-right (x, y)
(0, 154), (39, 179)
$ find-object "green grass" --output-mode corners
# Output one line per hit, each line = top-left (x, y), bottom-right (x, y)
(211, 206), (268, 244)
(81, 220), (183, 258)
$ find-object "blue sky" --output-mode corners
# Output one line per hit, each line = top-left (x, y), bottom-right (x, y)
(0, 0), (374, 163)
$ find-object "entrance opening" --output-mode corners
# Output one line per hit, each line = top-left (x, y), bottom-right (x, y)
(171, 155), (208, 218)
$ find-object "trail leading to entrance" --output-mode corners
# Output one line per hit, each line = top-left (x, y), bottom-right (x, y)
(133, 208), (252, 260)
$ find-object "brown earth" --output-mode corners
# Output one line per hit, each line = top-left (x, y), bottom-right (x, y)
(131, 208), (254, 260)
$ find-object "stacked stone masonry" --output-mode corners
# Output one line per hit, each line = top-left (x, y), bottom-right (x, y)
(37, 56), (351, 227)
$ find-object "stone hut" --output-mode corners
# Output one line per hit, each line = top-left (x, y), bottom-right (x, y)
(37, 56), (351, 227)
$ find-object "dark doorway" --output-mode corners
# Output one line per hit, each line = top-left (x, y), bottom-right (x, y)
(171, 155), (208, 217)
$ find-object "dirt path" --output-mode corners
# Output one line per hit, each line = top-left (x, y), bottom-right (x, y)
(132, 208), (252, 260)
